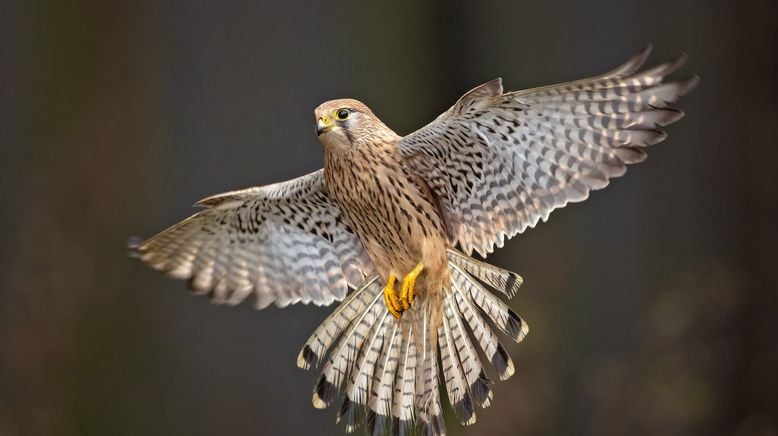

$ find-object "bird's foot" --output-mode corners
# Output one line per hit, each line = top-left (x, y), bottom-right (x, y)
(400, 262), (424, 310)
(383, 274), (403, 319)
(383, 263), (425, 319)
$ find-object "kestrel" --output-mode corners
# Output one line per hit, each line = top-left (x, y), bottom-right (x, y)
(130, 45), (697, 435)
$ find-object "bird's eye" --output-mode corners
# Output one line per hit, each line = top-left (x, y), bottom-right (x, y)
(336, 109), (349, 120)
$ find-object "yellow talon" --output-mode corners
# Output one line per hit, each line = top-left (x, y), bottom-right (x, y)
(383, 274), (402, 319)
(400, 262), (424, 310)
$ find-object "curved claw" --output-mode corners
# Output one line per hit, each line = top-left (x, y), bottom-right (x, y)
(399, 263), (424, 310)
(383, 274), (402, 319)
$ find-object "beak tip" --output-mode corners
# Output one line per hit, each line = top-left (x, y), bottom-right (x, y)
(316, 118), (330, 136)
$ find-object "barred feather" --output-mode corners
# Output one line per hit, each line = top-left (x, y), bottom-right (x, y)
(391, 320), (417, 434)
(298, 276), (380, 370)
(301, 253), (525, 435)
(130, 170), (374, 309)
(366, 322), (400, 436)
(439, 298), (475, 425)
(338, 310), (392, 431)
(443, 292), (493, 408)
(313, 282), (386, 409)
(399, 45), (698, 257)
(414, 301), (445, 435)
(453, 281), (515, 381)
(447, 249), (522, 298)
(133, 45), (696, 436)
(450, 264), (529, 343)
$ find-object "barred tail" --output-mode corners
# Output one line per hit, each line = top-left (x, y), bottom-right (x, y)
(297, 249), (528, 435)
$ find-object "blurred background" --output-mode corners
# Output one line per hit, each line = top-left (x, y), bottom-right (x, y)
(1, 1), (776, 435)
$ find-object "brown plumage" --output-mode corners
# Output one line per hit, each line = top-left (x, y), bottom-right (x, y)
(129, 45), (697, 435)
(318, 99), (451, 301)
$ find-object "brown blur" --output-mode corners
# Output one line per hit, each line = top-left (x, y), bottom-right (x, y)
(1, 1), (776, 435)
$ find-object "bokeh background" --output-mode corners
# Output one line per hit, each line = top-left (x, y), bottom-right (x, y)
(1, 1), (776, 435)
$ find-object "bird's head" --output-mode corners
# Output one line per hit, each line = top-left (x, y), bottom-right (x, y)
(314, 99), (398, 152)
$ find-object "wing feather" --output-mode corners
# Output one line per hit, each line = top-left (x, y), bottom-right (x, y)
(131, 170), (374, 308)
(399, 46), (697, 256)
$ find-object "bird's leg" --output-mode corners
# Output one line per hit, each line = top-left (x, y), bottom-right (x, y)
(399, 262), (424, 310)
(383, 274), (403, 319)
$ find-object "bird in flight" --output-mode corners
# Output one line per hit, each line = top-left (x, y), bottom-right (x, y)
(130, 45), (697, 435)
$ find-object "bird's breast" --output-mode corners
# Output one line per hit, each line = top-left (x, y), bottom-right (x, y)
(324, 148), (448, 278)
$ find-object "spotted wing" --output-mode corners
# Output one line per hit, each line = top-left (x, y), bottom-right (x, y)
(130, 170), (374, 309)
(398, 45), (698, 256)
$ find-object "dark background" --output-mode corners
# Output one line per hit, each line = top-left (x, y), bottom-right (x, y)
(1, 1), (776, 435)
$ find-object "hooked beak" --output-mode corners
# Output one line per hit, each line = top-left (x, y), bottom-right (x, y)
(316, 116), (333, 136)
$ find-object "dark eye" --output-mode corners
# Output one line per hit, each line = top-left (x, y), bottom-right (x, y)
(336, 109), (349, 120)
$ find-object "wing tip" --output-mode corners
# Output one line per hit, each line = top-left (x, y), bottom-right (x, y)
(650, 106), (686, 127)
(127, 235), (146, 258)
(644, 51), (690, 79)
(127, 235), (142, 248)
(670, 52), (690, 71)
(678, 74), (701, 96)
(634, 43), (654, 68)
(609, 43), (654, 77)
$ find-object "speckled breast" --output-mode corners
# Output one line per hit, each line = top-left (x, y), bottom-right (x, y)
(323, 146), (448, 279)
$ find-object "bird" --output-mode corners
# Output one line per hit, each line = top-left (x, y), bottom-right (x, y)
(129, 45), (697, 435)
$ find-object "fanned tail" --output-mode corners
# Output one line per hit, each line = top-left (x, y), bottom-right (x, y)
(412, 297), (445, 435)
(297, 249), (528, 435)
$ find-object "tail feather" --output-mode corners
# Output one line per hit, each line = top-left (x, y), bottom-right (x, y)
(447, 249), (522, 298)
(453, 279), (515, 381)
(366, 410), (386, 436)
(366, 322), (400, 436)
(391, 320), (416, 434)
(301, 251), (528, 435)
(414, 300), (444, 434)
(438, 298), (475, 425)
(298, 275), (380, 370)
(312, 280), (385, 409)
(450, 263), (529, 343)
(443, 294), (493, 408)
(338, 310), (392, 431)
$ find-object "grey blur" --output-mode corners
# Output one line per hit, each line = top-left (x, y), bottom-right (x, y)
(1, 1), (776, 435)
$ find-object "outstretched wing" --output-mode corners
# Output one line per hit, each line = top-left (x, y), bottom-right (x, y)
(130, 170), (374, 309)
(399, 45), (698, 256)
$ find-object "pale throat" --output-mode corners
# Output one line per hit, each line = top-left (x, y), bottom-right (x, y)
(319, 133), (350, 153)
(319, 126), (400, 154)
